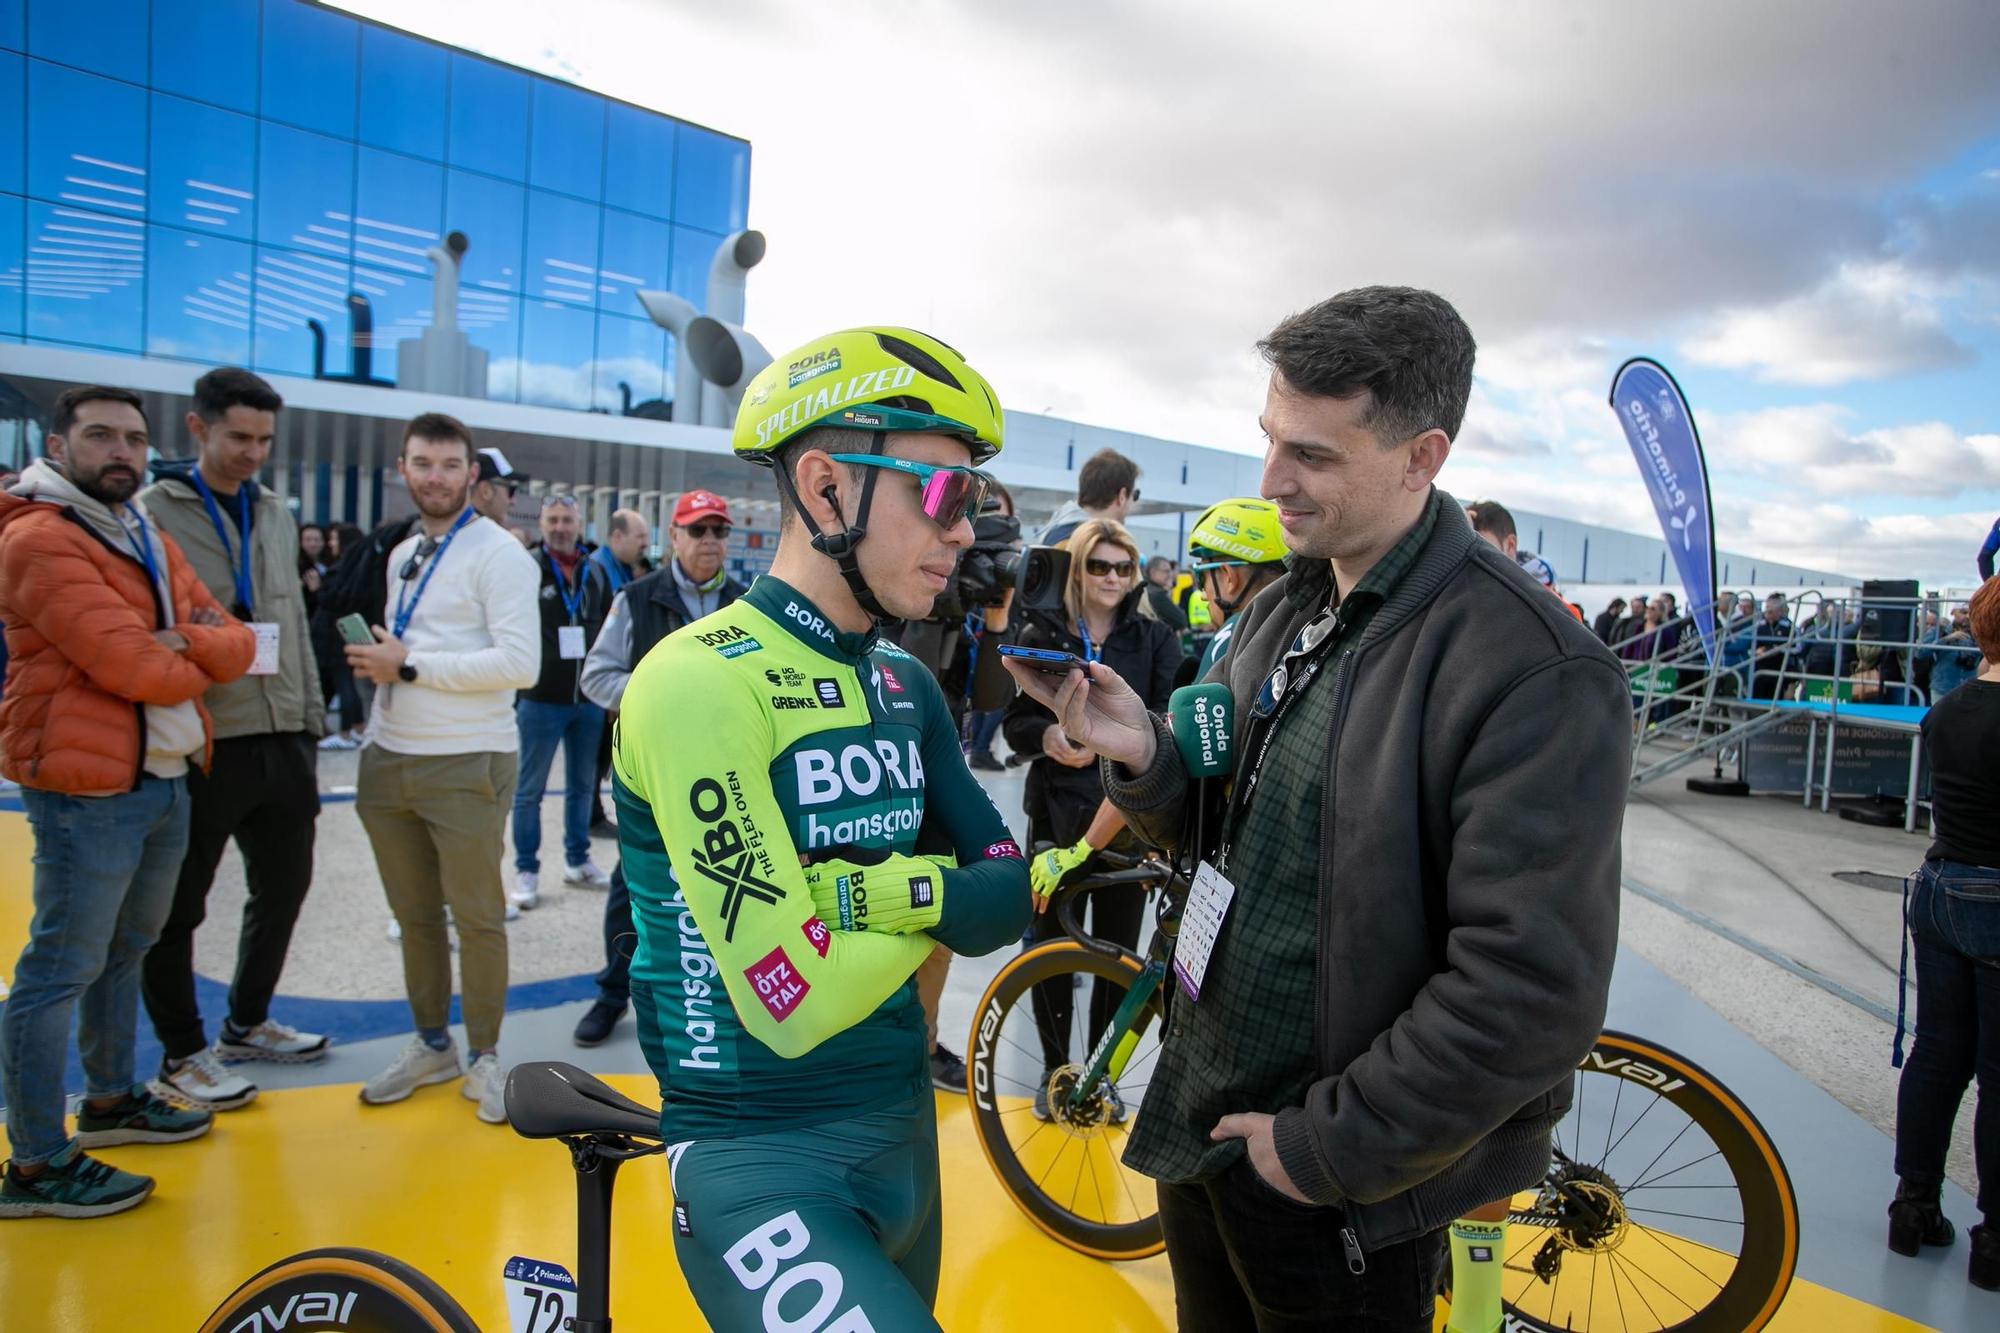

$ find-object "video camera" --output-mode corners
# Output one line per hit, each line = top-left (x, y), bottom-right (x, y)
(955, 510), (1070, 614)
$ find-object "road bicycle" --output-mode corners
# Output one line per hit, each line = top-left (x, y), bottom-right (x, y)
(200, 1063), (663, 1333)
(966, 851), (1801, 1332)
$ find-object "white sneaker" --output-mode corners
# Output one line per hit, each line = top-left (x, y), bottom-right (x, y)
(316, 733), (359, 751)
(214, 1019), (330, 1064)
(511, 870), (540, 910)
(564, 857), (612, 889)
(359, 1037), (461, 1105)
(158, 1049), (257, 1111)
(504, 898), (520, 922)
(386, 916), (402, 942)
(463, 1052), (508, 1125)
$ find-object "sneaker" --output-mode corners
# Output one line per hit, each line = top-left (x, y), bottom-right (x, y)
(930, 1044), (968, 1093)
(512, 870), (541, 910)
(967, 751), (1005, 772)
(564, 858), (613, 889)
(1032, 1079), (1054, 1123)
(0, 1142), (153, 1219)
(1105, 1083), (1129, 1125)
(463, 1053), (508, 1125)
(215, 1019), (329, 1065)
(75, 1087), (214, 1146)
(316, 733), (359, 751)
(503, 899), (519, 923)
(358, 1037), (461, 1106)
(572, 1000), (626, 1048)
(156, 1049), (257, 1111)
(386, 916), (402, 942)
(591, 810), (618, 837)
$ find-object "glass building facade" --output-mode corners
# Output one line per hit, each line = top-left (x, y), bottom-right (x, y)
(0, 0), (751, 414)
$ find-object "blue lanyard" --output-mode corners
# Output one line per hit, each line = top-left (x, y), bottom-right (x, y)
(548, 551), (586, 623)
(392, 508), (476, 641)
(189, 469), (254, 617)
(1076, 619), (1101, 664)
(123, 504), (161, 589)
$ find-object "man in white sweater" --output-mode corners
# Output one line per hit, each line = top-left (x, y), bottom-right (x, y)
(344, 413), (540, 1124)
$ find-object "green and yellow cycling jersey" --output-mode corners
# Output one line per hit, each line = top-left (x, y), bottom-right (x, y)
(612, 575), (1031, 1138)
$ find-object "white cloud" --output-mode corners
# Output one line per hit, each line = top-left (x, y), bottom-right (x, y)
(1709, 404), (2000, 498)
(1681, 262), (1976, 385)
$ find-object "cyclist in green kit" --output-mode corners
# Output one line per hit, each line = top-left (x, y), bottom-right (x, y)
(612, 328), (1032, 1330)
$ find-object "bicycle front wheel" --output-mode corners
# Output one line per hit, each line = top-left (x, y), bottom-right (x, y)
(1448, 1030), (1799, 1333)
(965, 940), (1168, 1261)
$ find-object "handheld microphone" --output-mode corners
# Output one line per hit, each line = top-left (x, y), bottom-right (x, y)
(1168, 683), (1235, 864)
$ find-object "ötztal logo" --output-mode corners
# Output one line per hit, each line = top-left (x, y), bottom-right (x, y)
(744, 947), (809, 1022)
(687, 776), (782, 941)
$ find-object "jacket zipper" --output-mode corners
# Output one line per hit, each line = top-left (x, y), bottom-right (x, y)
(1316, 645), (1360, 1269)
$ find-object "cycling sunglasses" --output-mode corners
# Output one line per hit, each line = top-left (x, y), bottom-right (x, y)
(827, 454), (990, 529)
(1085, 558), (1137, 578)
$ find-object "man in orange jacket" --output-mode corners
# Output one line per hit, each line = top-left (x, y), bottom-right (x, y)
(0, 385), (256, 1220)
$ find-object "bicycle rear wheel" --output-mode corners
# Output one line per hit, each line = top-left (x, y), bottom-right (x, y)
(199, 1247), (480, 1333)
(1447, 1030), (1799, 1333)
(966, 940), (1167, 1260)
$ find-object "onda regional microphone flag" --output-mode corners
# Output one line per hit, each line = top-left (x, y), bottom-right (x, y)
(1609, 357), (1720, 666)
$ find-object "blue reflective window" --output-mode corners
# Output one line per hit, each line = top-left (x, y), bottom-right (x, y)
(353, 150), (444, 383)
(147, 226), (254, 365)
(603, 103), (675, 220)
(23, 200), (144, 351)
(152, 0), (259, 114)
(445, 168), (524, 296)
(260, 0), (358, 138)
(30, 0), (144, 84)
(674, 127), (750, 234)
(359, 26), (446, 161)
(530, 81), (605, 201)
(524, 188), (599, 310)
(592, 311), (666, 414)
(448, 55), (528, 181)
(457, 289), (521, 400)
(596, 207), (669, 314)
(150, 94), (256, 241)
(0, 194), (23, 337)
(27, 63), (148, 216)
(670, 224), (719, 307)
(256, 121), (354, 256)
(0, 52), (20, 194)
(518, 297), (595, 410)
(0, 0), (21, 52)
(251, 243), (353, 379)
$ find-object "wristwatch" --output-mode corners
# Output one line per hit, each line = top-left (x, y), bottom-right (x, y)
(397, 661), (418, 683)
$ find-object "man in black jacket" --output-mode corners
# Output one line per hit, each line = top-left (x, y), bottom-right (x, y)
(570, 490), (745, 1045)
(509, 493), (614, 910)
(1005, 287), (1629, 1331)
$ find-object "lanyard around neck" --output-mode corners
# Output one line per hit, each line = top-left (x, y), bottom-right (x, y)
(548, 550), (586, 623)
(189, 468), (254, 617)
(392, 508), (476, 640)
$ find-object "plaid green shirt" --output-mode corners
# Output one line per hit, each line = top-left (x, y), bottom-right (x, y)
(1125, 490), (1441, 1183)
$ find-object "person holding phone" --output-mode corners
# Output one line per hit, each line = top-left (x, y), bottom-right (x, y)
(1000, 518), (1181, 1118)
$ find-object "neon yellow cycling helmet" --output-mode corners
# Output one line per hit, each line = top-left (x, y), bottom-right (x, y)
(1187, 498), (1286, 568)
(734, 326), (1004, 466)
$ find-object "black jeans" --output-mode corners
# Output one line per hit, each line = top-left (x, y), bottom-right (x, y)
(1158, 1156), (1446, 1331)
(141, 731), (321, 1058)
(1895, 857), (2000, 1219)
(1022, 772), (1144, 1071)
(595, 860), (634, 1008)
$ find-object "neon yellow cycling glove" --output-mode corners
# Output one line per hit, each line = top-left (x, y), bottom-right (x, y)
(805, 853), (950, 935)
(1030, 837), (1094, 901)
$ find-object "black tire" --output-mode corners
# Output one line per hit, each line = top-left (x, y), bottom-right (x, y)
(199, 1246), (480, 1333)
(966, 940), (1167, 1261)
(1445, 1030), (1799, 1333)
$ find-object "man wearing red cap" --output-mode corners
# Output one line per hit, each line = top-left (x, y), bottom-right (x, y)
(571, 489), (745, 1045)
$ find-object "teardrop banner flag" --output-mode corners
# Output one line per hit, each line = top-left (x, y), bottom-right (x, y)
(1609, 357), (1719, 666)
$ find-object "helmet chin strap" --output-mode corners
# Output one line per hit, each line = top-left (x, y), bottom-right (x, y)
(775, 430), (897, 627)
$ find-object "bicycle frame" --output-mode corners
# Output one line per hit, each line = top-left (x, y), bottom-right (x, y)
(1044, 852), (1183, 1116)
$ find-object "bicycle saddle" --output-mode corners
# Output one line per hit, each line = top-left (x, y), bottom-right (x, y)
(505, 1062), (662, 1141)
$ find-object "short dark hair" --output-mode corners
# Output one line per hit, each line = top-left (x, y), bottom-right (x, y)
(192, 366), (282, 422)
(1076, 448), (1140, 510)
(607, 510), (638, 536)
(52, 385), (148, 438)
(402, 411), (475, 461)
(771, 425), (869, 527)
(1258, 286), (1477, 446)
(1465, 499), (1516, 544)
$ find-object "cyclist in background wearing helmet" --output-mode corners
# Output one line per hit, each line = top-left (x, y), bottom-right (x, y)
(1187, 497), (1291, 678)
(611, 328), (1032, 1330)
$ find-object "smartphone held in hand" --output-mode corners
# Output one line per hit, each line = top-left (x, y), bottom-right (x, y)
(998, 644), (1091, 675)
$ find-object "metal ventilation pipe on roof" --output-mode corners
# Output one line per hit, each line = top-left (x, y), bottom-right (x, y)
(686, 316), (772, 420)
(634, 288), (707, 426)
(702, 231), (766, 425)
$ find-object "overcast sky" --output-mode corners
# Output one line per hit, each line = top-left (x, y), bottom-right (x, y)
(338, 0), (2000, 586)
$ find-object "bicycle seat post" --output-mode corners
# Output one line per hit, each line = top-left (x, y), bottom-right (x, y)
(568, 1136), (622, 1333)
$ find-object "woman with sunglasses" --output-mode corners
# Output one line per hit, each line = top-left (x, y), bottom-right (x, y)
(1001, 517), (1184, 1117)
